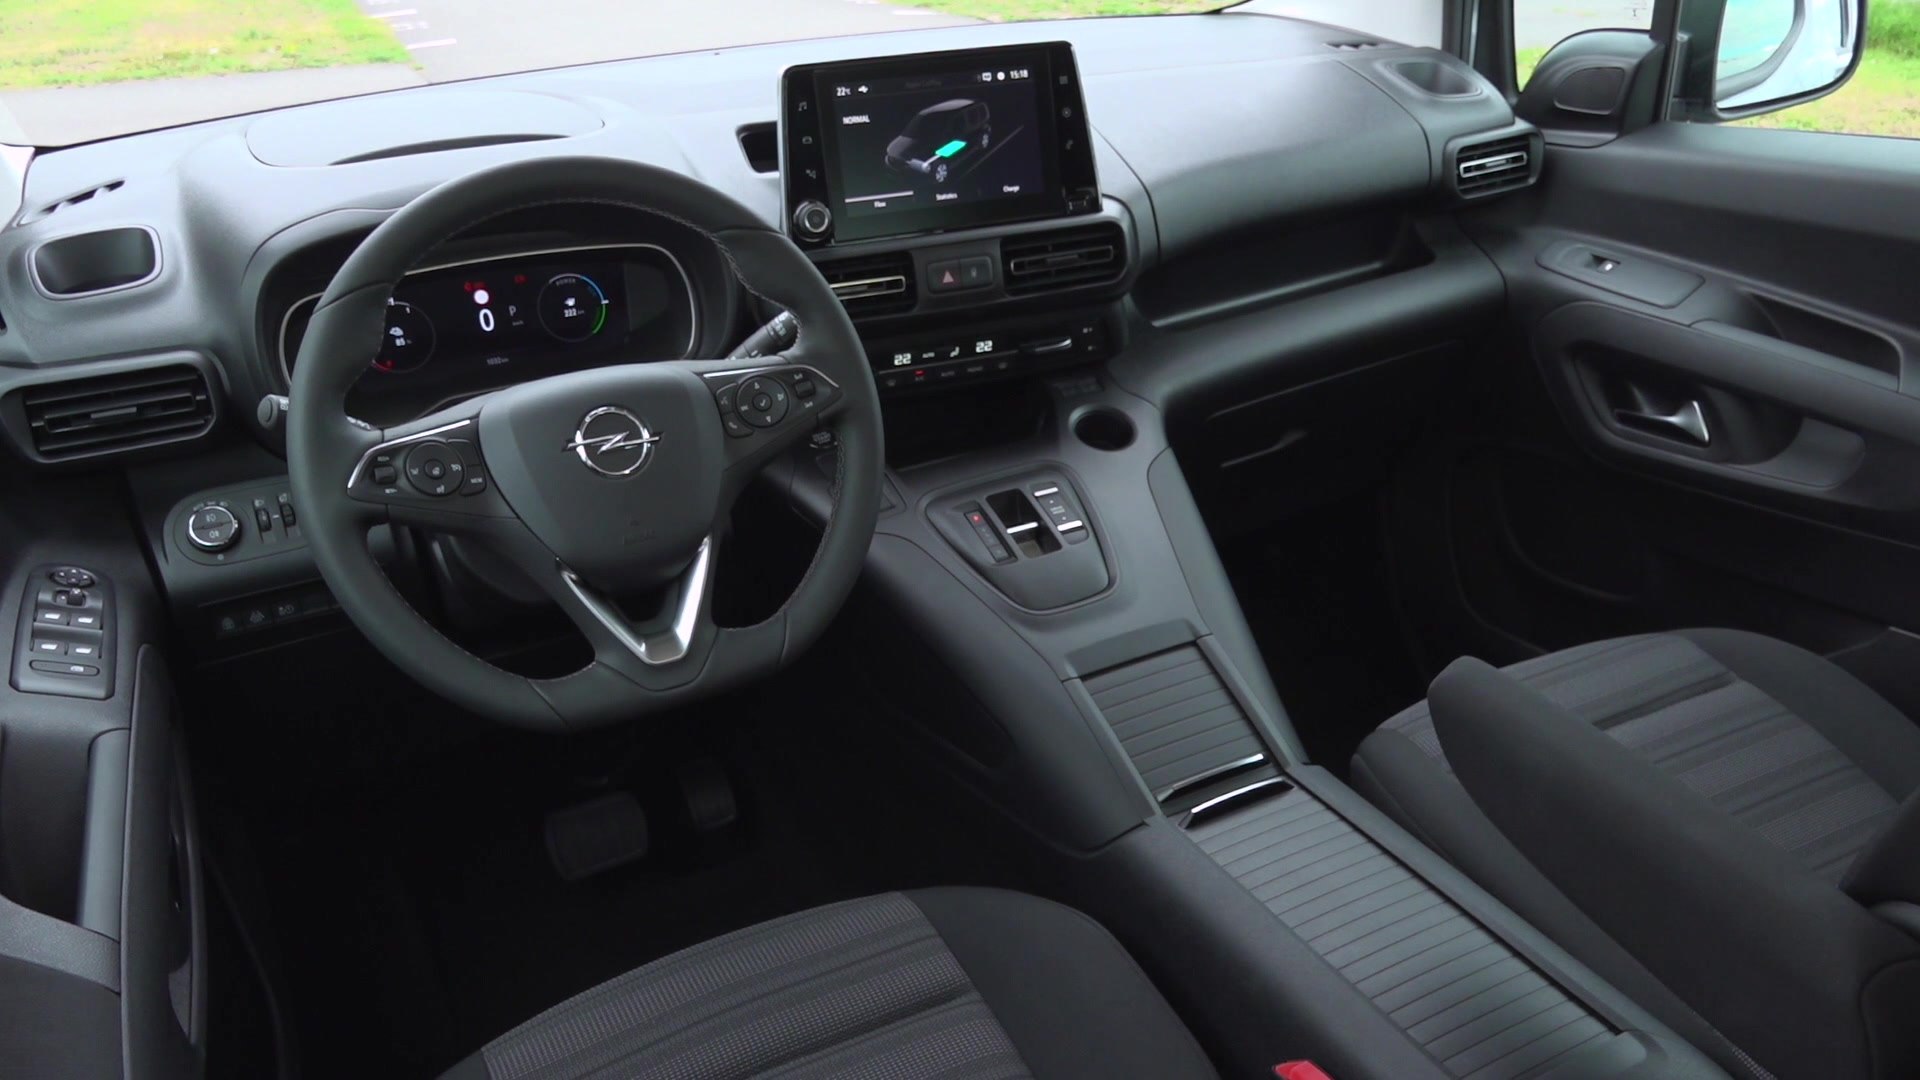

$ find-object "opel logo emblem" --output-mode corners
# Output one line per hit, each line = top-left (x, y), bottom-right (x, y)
(565, 406), (660, 477)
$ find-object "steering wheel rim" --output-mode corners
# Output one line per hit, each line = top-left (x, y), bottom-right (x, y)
(286, 156), (883, 731)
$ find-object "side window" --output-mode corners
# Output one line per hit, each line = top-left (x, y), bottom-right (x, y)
(1729, 0), (1879, 134)
(1514, 0), (1870, 133)
(1514, 2), (1656, 89)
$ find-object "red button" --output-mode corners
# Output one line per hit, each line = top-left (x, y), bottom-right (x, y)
(1274, 1063), (1334, 1080)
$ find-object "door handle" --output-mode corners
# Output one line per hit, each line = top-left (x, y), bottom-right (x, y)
(1614, 398), (1711, 445)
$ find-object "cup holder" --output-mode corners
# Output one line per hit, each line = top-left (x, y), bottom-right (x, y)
(1073, 407), (1136, 452)
(32, 226), (160, 298)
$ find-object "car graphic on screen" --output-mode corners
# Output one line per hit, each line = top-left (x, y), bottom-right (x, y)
(885, 99), (992, 184)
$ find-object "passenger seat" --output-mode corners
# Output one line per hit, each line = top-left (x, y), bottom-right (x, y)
(1353, 629), (1920, 1080)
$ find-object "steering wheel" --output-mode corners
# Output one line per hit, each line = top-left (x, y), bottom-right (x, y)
(286, 156), (883, 731)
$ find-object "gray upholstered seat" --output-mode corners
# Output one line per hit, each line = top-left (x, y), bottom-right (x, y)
(439, 888), (1215, 1080)
(1354, 629), (1920, 1080)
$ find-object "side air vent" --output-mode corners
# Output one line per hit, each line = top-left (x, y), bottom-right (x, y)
(1453, 134), (1537, 198)
(819, 252), (915, 317)
(737, 123), (779, 174)
(17, 363), (214, 461)
(1326, 40), (1389, 51)
(19, 180), (125, 225)
(1002, 223), (1126, 296)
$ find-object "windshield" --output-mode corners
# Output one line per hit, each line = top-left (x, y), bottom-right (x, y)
(0, 0), (1246, 147)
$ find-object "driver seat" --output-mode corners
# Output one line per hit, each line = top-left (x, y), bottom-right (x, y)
(438, 888), (1217, 1080)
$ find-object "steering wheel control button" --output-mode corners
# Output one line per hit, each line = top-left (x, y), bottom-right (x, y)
(449, 440), (489, 495)
(186, 505), (242, 552)
(736, 376), (790, 428)
(49, 567), (95, 588)
(405, 442), (463, 496)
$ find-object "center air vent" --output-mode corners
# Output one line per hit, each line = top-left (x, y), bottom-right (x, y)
(1002, 223), (1126, 296)
(15, 363), (214, 462)
(1453, 133), (1538, 199)
(819, 251), (916, 317)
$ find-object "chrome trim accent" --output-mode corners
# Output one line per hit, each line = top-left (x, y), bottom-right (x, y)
(698, 362), (842, 389)
(277, 241), (699, 385)
(1458, 150), (1527, 179)
(1153, 752), (1268, 803)
(1057, 519), (1085, 532)
(561, 537), (711, 666)
(565, 405), (659, 476)
(345, 418), (473, 490)
(27, 224), (163, 301)
(1032, 486), (1059, 497)
(1004, 521), (1039, 534)
(1181, 777), (1292, 827)
(828, 274), (907, 300)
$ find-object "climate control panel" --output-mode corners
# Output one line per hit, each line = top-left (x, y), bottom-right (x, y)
(865, 308), (1115, 394)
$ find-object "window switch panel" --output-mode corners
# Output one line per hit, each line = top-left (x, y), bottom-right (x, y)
(12, 565), (113, 700)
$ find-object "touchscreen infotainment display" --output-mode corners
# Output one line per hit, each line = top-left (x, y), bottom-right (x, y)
(830, 64), (1047, 226)
(781, 43), (1099, 247)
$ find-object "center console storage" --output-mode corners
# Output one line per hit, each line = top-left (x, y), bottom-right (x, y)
(785, 366), (1724, 1077)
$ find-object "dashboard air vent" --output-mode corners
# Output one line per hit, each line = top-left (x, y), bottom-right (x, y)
(737, 123), (779, 174)
(819, 251), (916, 317)
(19, 364), (214, 461)
(1002, 223), (1126, 296)
(19, 180), (124, 225)
(1454, 134), (1536, 198)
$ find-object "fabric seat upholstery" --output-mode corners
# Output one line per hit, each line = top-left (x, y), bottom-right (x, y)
(440, 888), (1216, 1080)
(1353, 629), (1920, 1080)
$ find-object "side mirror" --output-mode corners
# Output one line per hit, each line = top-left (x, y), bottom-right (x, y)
(1714, 0), (1863, 112)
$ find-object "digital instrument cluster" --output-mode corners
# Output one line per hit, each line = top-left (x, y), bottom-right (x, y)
(280, 244), (695, 423)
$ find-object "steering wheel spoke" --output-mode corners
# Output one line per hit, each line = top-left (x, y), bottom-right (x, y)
(672, 356), (849, 492)
(553, 536), (717, 675)
(346, 399), (521, 532)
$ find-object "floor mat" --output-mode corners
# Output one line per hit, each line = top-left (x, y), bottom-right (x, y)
(1223, 498), (1427, 773)
(216, 678), (1025, 1078)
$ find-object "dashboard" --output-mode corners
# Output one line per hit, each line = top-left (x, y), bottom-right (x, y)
(0, 8), (1529, 463)
(276, 242), (697, 425)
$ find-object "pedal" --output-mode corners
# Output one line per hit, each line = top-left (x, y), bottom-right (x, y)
(676, 758), (738, 834)
(544, 792), (649, 882)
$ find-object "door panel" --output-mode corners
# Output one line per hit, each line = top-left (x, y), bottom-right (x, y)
(1400, 120), (1920, 716)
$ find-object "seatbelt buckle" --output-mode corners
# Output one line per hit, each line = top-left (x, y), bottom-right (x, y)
(1274, 1062), (1334, 1080)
